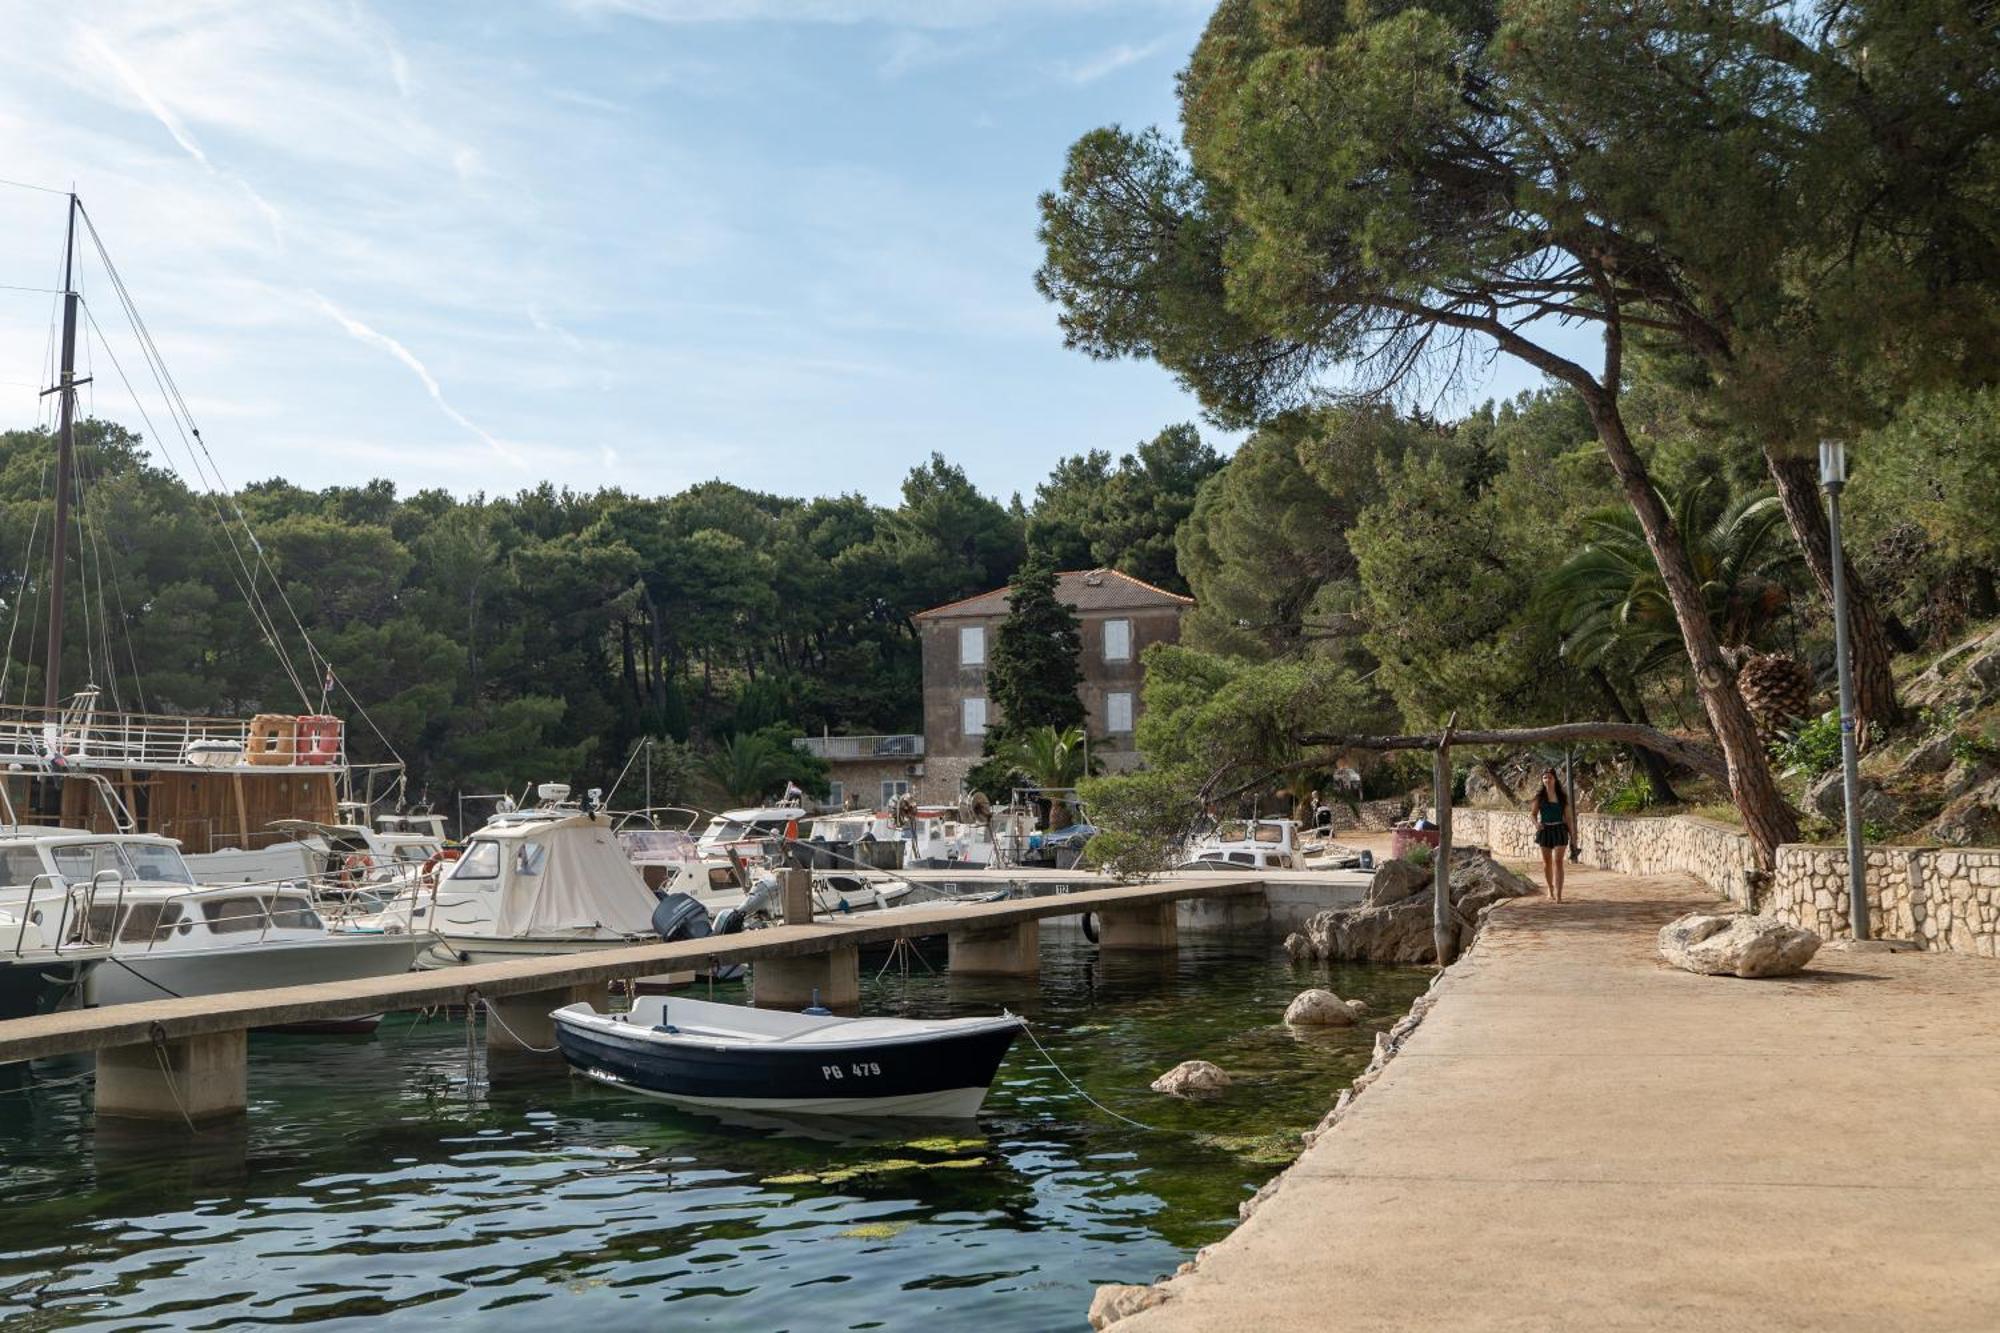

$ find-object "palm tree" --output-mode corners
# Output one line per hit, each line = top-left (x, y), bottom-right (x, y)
(1542, 478), (1799, 680)
(701, 732), (791, 807)
(995, 725), (1102, 828)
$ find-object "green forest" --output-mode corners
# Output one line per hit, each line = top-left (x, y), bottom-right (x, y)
(0, 416), (1219, 807)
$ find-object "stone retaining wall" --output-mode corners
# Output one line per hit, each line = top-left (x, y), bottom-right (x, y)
(1446, 809), (2000, 959)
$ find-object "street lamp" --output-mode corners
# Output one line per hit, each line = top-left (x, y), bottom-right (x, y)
(1819, 439), (1869, 940)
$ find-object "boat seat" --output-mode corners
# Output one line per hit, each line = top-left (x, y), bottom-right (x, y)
(652, 1023), (681, 1034)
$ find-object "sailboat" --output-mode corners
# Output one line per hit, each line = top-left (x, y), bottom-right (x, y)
(0, 191), (426, 1012)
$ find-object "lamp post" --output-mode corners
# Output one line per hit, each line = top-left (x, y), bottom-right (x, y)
(1819, 439), (1869, 940)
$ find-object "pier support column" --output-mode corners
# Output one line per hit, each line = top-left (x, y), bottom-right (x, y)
(1095, 903), (1178, 952)
(96, 1029), (246, 1124)
(948, 920), (1040, 976)
(753, 945), (860, 1012)
(486, 982), (605, 1055)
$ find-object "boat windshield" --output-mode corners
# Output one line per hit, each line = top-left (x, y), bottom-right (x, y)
(454, 839), (502, 880)
(620, 830), (698, 862)
(0, 847), (47, 888)
(50, 840), (195, 886)
(1253, 823), (1287, 844)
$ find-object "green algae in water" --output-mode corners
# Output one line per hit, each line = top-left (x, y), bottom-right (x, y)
(0, 936), (1434, 1331)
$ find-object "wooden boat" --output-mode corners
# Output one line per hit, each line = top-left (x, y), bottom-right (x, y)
(552, 995), (1023, 1117)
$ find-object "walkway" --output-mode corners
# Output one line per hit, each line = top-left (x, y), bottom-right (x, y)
(1119, 860), (2000, 1331)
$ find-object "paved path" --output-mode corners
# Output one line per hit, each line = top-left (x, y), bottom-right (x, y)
(1119, 861), (2000, 1332)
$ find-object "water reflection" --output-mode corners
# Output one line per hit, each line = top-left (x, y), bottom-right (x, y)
(0, 937), (1429, 1330)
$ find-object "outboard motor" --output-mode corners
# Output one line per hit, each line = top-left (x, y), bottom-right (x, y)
(651, 892), (714, 943)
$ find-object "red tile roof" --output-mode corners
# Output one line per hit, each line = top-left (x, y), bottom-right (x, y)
(914, 568), (1195, 620)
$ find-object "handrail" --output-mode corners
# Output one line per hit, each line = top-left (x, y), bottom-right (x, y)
(8, 874), (59, 958)
(83, 868), (128, 950)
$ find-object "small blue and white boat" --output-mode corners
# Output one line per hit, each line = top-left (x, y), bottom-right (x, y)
(552, 996), (1024, 1117)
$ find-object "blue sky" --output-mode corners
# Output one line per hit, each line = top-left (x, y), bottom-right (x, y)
(0, 1), (1555, 507)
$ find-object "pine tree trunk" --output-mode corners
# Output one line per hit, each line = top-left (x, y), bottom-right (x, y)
(1589, 667), (1681, 805)
(1763, 446), (1901, 729)
(1587, 403), (1799, 865)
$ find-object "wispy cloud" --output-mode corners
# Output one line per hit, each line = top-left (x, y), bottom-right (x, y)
(1054, 33), (1171, 85)
(310, 292), (525, 467)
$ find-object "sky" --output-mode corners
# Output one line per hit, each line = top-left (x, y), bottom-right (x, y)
(0, 0), (1559, 508)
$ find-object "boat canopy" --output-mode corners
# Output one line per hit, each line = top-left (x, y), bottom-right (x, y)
(446, 813), (658, 937)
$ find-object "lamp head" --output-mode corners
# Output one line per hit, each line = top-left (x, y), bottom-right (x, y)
(1818, 439), (1848, 489)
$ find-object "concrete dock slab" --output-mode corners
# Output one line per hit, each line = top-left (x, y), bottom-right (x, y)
(1116, 862), (2000, 1332)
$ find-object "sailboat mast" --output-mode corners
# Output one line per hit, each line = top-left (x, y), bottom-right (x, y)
(42, 192), (79, 712)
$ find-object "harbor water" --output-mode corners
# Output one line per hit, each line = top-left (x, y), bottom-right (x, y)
(0, 934), (1429, 1330)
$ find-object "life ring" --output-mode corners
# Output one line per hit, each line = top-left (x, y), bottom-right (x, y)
(1081, 911), (1099, 944)
(340, 851), (377, 885)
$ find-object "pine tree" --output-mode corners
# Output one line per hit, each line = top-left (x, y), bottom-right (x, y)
(985, 558), (1084, 746)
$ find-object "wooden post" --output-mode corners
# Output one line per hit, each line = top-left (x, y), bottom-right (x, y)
(1432, 713), (1458, 967)
(230, 772), (251, 847)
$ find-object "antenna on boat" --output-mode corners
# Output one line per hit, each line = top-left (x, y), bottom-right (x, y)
(41, 191), (88, 711)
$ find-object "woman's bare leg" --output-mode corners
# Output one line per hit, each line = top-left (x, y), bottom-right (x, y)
(1552, 845), (1565, 902)
(1539, 845), (1556, 895)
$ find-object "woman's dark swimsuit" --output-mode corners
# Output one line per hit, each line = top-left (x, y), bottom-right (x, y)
(1534, 796), (1570, 849)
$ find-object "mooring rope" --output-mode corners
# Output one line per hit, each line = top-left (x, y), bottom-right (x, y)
(1019, 1020), (1157, 1133)
(476, 996), (562, 1055)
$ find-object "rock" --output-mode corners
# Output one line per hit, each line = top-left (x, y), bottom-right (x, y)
(1283, 988), (1357, 1026)
(1282, 931), (1311, 962)
(1089, 1283), (1167, 1329)
(1907, 627), (2000, 714)
(1930, 778), (2000, 847)
(1900, 732), (1959, 777)
(1290, 851), (1538, 964)
(1150, 1059), (1230, 1096)
(1364, 855), (1432, 907)
(1658, 912), (1822, 978)
(1344, 998), (1368, 1016)
(1807, 770), (1903, 827)
(1943, 757), (2000, 802)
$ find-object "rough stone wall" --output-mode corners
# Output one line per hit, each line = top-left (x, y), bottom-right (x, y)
(1450, 809), (1999, 959)
(1344, 798), (1409, 832)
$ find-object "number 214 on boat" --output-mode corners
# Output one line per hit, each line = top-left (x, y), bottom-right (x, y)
(821, 1062), (881, 1080)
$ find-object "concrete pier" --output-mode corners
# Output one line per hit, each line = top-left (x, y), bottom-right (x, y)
(486, 982), (605, 1054)
(751, 945), (860, 1011)
(95, 1030), (246, 1124)
(1111, 859), (2000, 1330)
(947, 920), (1040, 976)
(1095, 902), (1177, 951)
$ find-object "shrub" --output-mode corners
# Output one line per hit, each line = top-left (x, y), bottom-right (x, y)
(1404, 843), (1433, 868)
(1599, 769), (1656, 816)
(1775, 711), (1843, 778)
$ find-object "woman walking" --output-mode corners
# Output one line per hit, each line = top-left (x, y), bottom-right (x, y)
(1532, 769), (1576, 902)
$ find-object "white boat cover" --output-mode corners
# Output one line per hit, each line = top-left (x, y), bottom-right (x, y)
(453, 814), (659, 938)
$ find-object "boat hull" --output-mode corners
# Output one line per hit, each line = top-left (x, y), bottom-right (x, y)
(554, 1011), (1021, 1117)
(0, 956), (93, 1021)
(85, 934), (426, 1031)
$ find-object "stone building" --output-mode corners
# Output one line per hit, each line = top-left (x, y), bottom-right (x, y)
(912, 568), (1193, 801)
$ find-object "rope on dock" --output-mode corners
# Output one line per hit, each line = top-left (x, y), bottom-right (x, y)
(1019, 1020), (1157, 1133)
(475, 995), (562, 1055)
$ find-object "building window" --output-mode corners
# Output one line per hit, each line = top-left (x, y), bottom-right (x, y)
(1106, 691), (1134, 734)
(881, 779), (910, 806)
(959, 625), (986, 666)
(962, 697), (988, 737)
(826, 781), (844, 809)
(1103, 617), (1132, 662)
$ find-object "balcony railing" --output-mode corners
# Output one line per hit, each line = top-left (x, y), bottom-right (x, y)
(793, 733), (923, 762)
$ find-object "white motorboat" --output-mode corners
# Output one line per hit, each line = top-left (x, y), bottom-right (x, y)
(693, 805), (809, 863)
(1181, 818), (1368, 872)
(0, 830), (424, 1029)
(370, 800), (678, 966)
(553, 995), (1024, 1117)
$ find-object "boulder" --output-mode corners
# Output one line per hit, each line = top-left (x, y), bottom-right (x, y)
(1290, 851), (1538, 964)
(1907, 627), (2000, 714)
(1929, 778), (2000, 847)
(1943, 757), (2000, 802)
(1283, 988), (1357, 1026)
(1364, 855), (1432, 907)
(1899, 732), (1959, 778)
(1089, 1284), (1167, 1329)
(1658, 912), (1821, 978)
(1806, 770), (1903, 828)
(1150, 1060), (1230, 1096)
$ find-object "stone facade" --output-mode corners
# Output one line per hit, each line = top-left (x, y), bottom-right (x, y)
(1448, 809), (2000, 959)
(912, 569), (1192, 803)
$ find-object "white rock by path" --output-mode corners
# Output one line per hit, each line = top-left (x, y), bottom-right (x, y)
(1283, 988), (1358, 1026)
(1659, 912), (1821, 978)
(1150, 1060), (1231, 1096)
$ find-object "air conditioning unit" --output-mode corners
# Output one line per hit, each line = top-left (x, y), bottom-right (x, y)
(909, 763), (925, 777)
